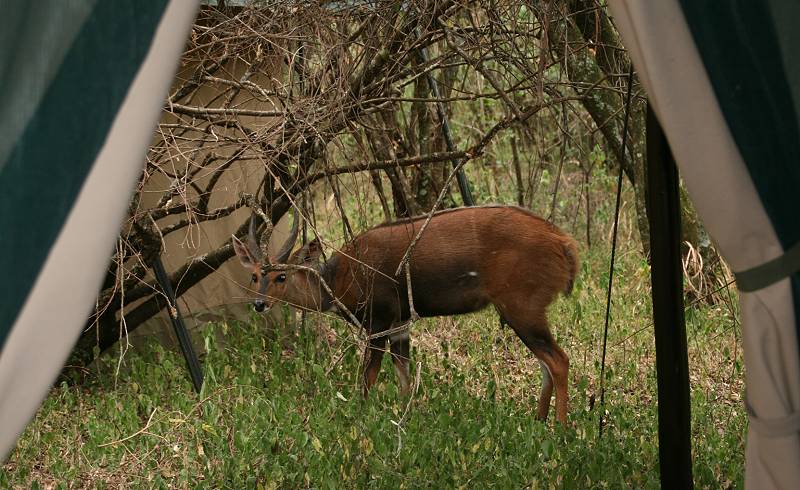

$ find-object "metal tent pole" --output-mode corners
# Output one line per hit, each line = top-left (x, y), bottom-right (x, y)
(415, 31), (475, 206)
(152, 257), (204, 393)
(645, 103), (693, 488)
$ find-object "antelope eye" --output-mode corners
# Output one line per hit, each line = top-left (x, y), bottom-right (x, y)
(251, 273), (257, 284)
(275, 273), (287, 283)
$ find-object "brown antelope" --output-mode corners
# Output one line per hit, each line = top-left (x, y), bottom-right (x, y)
(232, 205), (578, 423)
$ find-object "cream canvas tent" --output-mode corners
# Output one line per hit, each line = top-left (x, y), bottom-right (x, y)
(609, 1), (800, 488)
(124, 54), (294, 347)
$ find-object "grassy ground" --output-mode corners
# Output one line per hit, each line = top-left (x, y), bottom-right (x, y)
(1, 160), (745, 487)
(1, 224), (745, 488)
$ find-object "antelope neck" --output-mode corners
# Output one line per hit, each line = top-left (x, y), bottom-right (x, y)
(316, 255), (338, 312)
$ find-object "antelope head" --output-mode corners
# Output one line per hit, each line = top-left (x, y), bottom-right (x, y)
(232, 208), (329, 312)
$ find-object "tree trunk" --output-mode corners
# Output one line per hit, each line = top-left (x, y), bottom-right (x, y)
(541, 2), (650, 254)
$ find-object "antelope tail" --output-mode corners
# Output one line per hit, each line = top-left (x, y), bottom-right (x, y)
(562, 239), (579, 296)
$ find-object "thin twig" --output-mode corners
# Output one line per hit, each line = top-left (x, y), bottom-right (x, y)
(98, 408), (158, 447)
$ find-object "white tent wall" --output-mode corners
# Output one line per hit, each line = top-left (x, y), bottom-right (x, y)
(0, 1), (198, 461)
(608, 1), (800, 488)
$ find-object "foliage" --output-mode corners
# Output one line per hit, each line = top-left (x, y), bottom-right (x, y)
(2, 185), (745, 487)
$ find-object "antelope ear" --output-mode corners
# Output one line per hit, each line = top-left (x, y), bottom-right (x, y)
(292, 237), (323, 264)
(232, 235), (256, 267)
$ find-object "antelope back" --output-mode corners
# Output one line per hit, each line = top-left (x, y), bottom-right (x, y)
(323, 206), (578, 320)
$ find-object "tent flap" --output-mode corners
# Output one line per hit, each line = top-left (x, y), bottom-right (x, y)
(0, 0), (198, 461)
(608, 1), (800, 488)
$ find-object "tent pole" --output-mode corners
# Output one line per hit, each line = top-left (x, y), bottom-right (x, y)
(415, 28), (475, 206)
(645, 103), (693, 488)
(152, 257), (204, 393)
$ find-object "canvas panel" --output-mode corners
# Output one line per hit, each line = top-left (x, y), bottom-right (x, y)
(767, 0), (800, 129)
(678, 0), (800, 248)
(677, 4), (800, 379)
(0, 0), (95, 170)
(0, 1), (197, 460)
(0, 0), (168, 348)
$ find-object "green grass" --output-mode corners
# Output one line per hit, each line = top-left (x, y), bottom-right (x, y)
(1, 233), (745, 488)
(2, 154), (745, 487)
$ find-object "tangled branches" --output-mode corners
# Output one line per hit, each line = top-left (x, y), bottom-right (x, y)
(70, 0), (647, 369)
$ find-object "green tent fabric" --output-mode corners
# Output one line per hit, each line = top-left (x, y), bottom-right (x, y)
(0, 1), (197, 460)
(609, 1), (800, 487)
